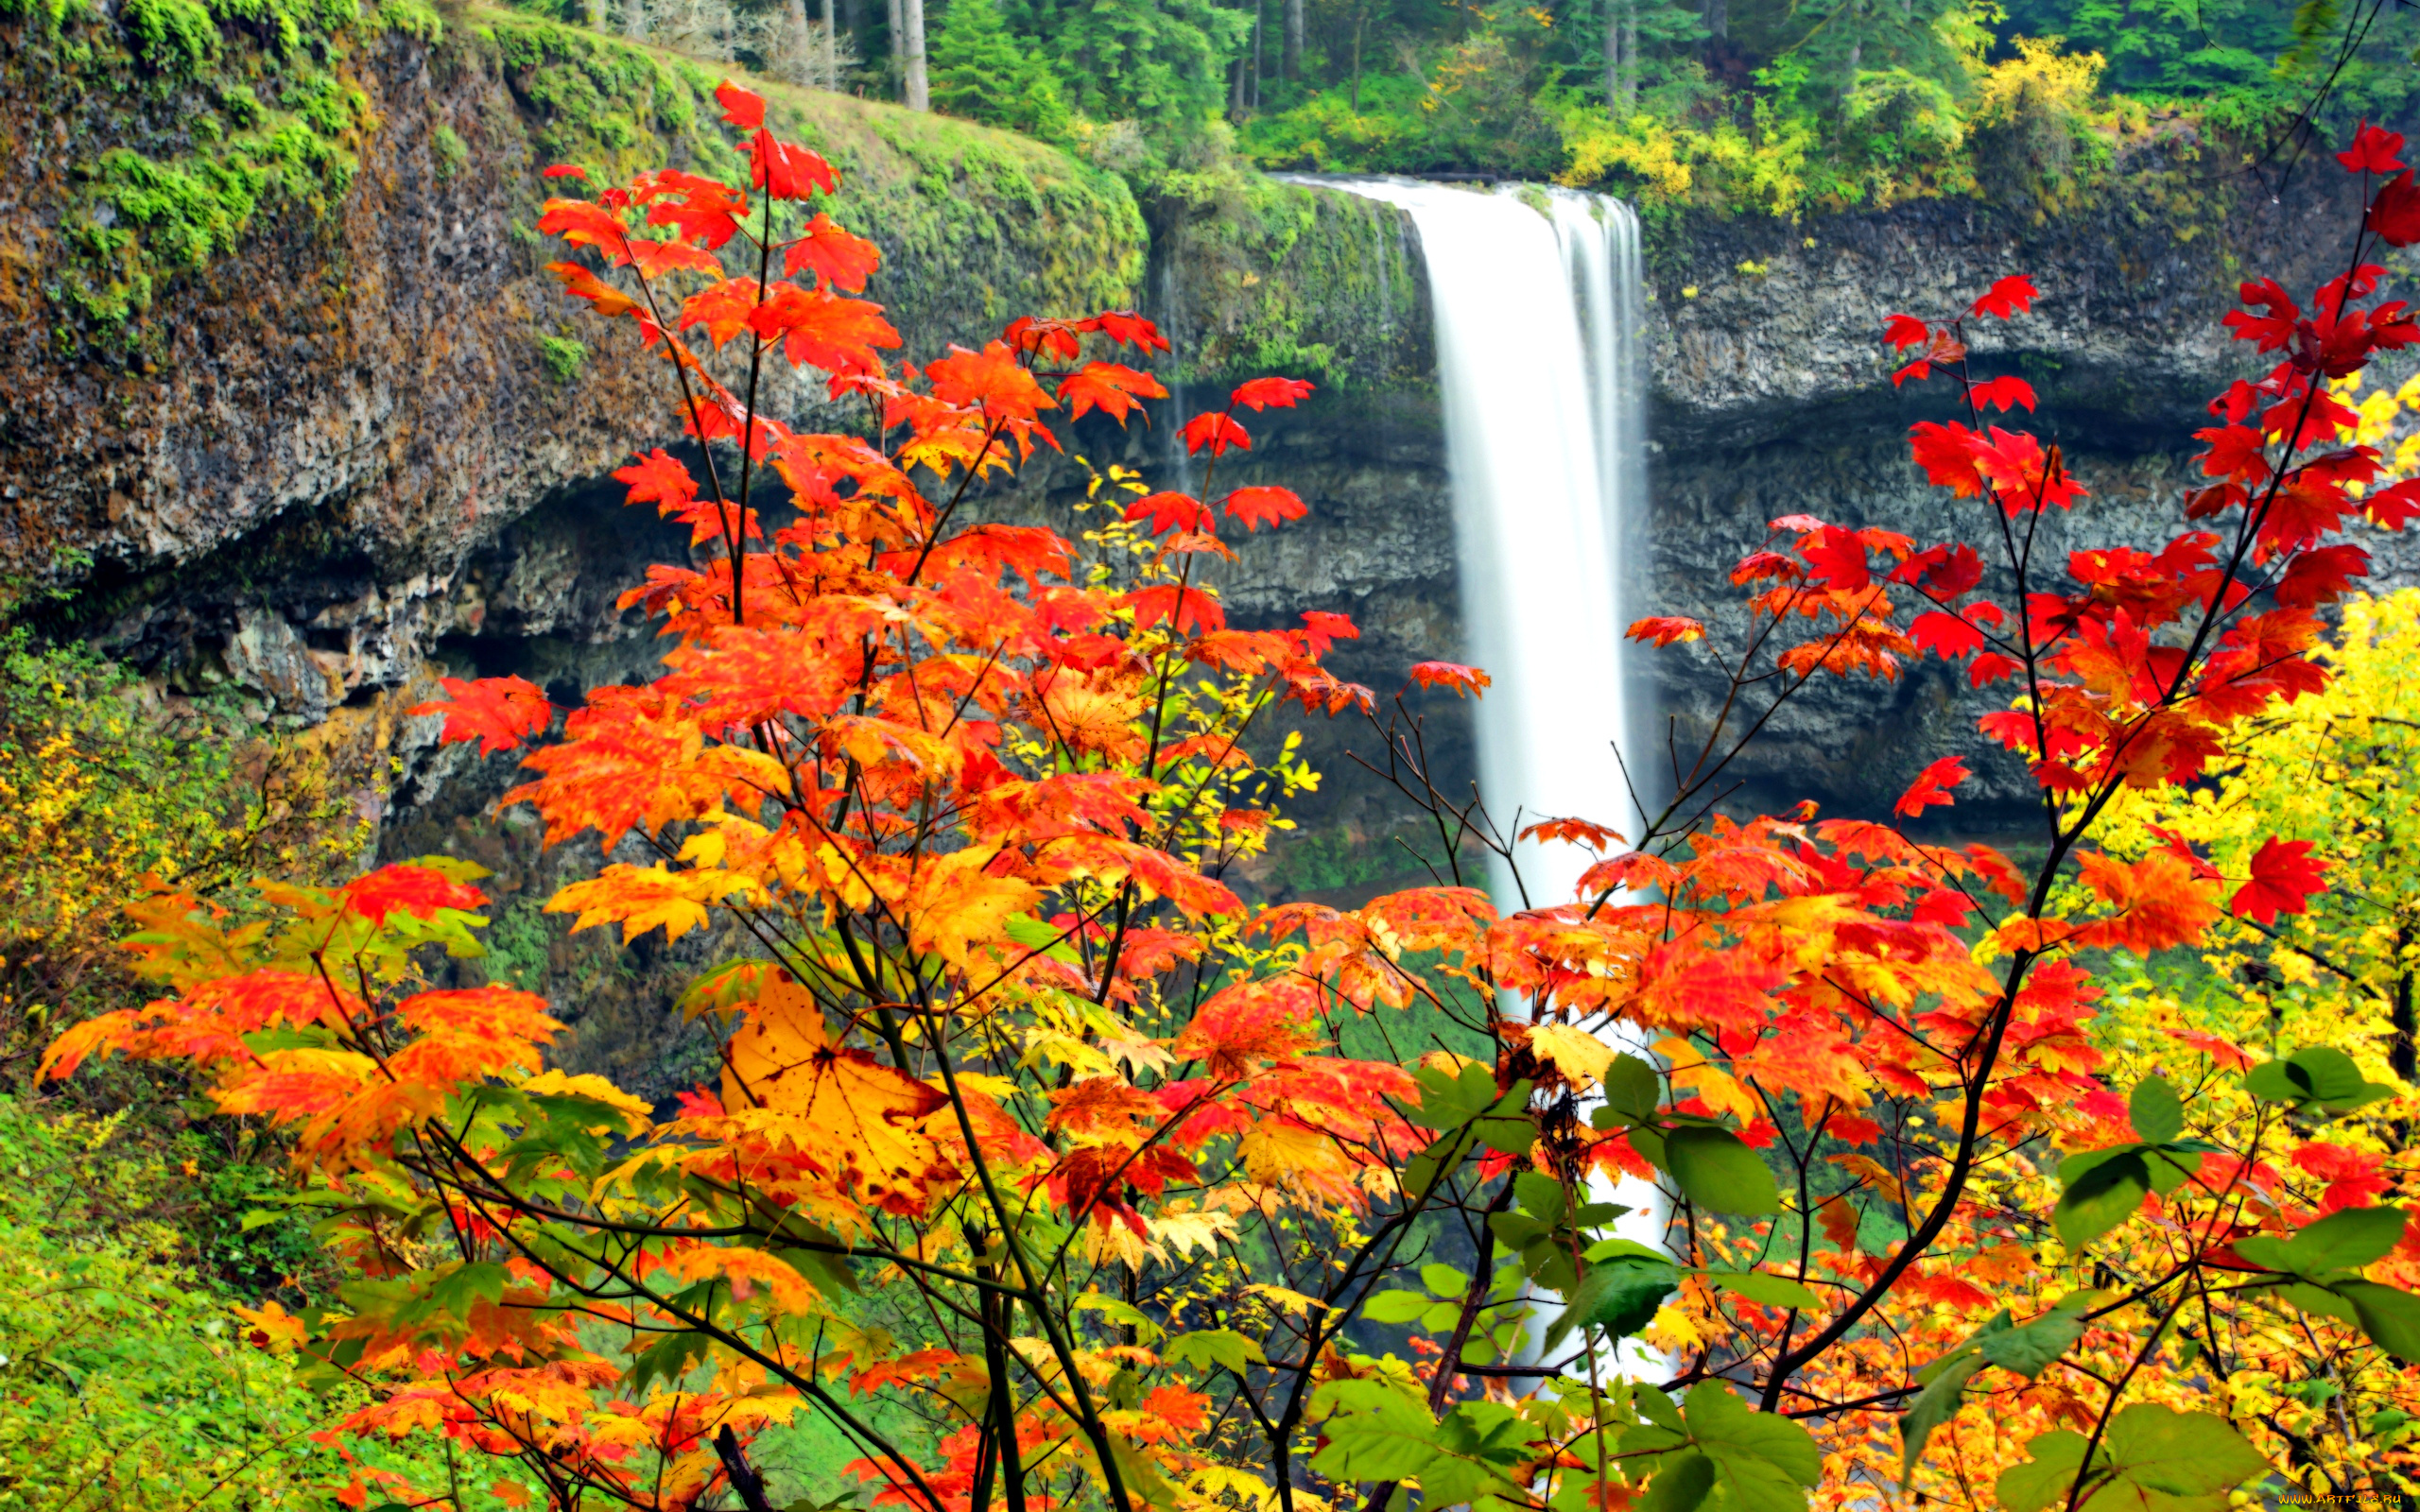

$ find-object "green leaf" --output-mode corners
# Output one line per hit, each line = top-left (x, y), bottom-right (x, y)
(2246, 1046), (2396, 1114)
(1636, 1451), (1715, 1512)
(2286, 1205), (2406, 1276)
(1004, 915), (1080, 958)
(1710, 1271), (1823, 1312)
(1898, 1352), (1984, 1481)
(1994, 1429), (2090, 1512)
(2338, 1280), (2420, 1363)
(1164, 1329), (1265, 1372)
(1665, 1126), (1781, 1215)
(1074, 1294), (1164, 1344)
(1544, 1252), (1678, 1354)
(675, 958), (780, 1021)
(1979, 1310), (2085, 1380)
(1685, 1384), (1824, 1512)
(2129, 1075), (2184, 1144)
(2054, 1149), (2150, 1252)
(1514, 1169), (1569, 1222)
(1996, 1407), (2270, 1512)
(426, 1261), (509, 1317)
(1605, 1053), (1662, 1121)
(1307, 1380), (1444, 1482)
(1413, 1062), (1501, 1129)
(1422, 1263), (1472, 1298)
(1634, 1383), (1686, 1435)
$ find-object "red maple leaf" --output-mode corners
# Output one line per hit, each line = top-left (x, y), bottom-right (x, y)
(2369, 171), (2420, 248)
(2229, 835), (2328, 925)
(1059, 362), (1167, 425)
(1091, 311), (1171, 352)
(2223, 278), (2300, 350)
(1409, 662), (1492, 697)
(1909, 610), (1985, 658)
(1893, 756), (1968, 818)
(752, 130), (836, 200)
(715, 79), (767, 129)
(1297, 610), (1359, 653)
(2336, 120), (2408, 175)
(2366, 476), (2420, 530)
(542, 163), (588, 181)
(1626, 615), (1704, 647)
(1883, 314), (1928, 351)
(408, 676), (554, 757)
(1968, 652), (2023, 685)
(926, 342), (1054, 421)
(783, 214), (880, 291)
(2292, 1142), (2390, 1211)
(1181, 412), (1252, 456)
(2271, 543), (2369, 609)
(1124, 491), (1209, 536)
(2145, 825), (2221, 881)
(1970, 374), (2037, 412)
(1520, 817), (1625, 850)
(2166, 1027), (2254, 1074)
(614, 449), (699, 509)
(1221, 485), (1306, 531)
(1802, 525), (1872, 591)
(1230, 376), (1315, 411)
(1970, 275), (2038, 320)
(341, 865), (486, 926)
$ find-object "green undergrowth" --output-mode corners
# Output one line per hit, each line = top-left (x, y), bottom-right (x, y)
(0, 1095), (523, 1508)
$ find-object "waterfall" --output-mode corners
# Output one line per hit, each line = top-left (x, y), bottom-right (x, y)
(1319, 178), (1665, 1369)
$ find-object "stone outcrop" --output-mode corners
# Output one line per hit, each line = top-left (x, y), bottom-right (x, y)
(8, 4), (1144, 727)
(1639, 132), (2414, 817)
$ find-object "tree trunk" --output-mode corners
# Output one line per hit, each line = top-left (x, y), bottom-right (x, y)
(1284, 0), (1304, 81)
(1602, 0), (1617, 111)
(624, 0), (646, 40)
(1251, 0), (1263, 107)
(902, 0), (928, 110)
(785, 0), (812, 83)
(1349, 11), (1364, 112)
(822, 0), (838, 88)
(887, 0), (905, 95)
(1703, 0), (1725, 42)
(1621, 4), (1637, 112)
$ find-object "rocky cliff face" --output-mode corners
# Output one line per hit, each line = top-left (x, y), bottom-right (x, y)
(1639, 130), (2416, 819)
(9, 2), (1144, 718)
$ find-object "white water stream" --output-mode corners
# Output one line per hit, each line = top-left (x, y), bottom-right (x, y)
(1317, 177), (1666, 1373)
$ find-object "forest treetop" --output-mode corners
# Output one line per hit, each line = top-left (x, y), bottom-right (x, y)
(561, 0), (2420, 214)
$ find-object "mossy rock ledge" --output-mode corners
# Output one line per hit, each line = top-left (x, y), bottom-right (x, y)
(0, 1), (1146, 654)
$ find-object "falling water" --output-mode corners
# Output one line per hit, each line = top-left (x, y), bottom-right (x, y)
(1319, 178), (1663, 1366)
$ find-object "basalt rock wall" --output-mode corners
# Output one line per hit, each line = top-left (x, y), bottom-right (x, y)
(1639, 130), (2416, 821)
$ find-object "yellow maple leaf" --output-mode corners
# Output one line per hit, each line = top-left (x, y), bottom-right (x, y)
(520, 1069), (654, 1134)
(1654, 1035), (1761, 1123)
(548, 864), (716, 944)
(231, 1299), (306, 1354)
(722, 973), (951, 1215)
(1528, 1022), (1616, 1087)
(906, 845), (1040, 969)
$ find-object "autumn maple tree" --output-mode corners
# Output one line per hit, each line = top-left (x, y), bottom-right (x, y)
(40, 82), (2420, 1512)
